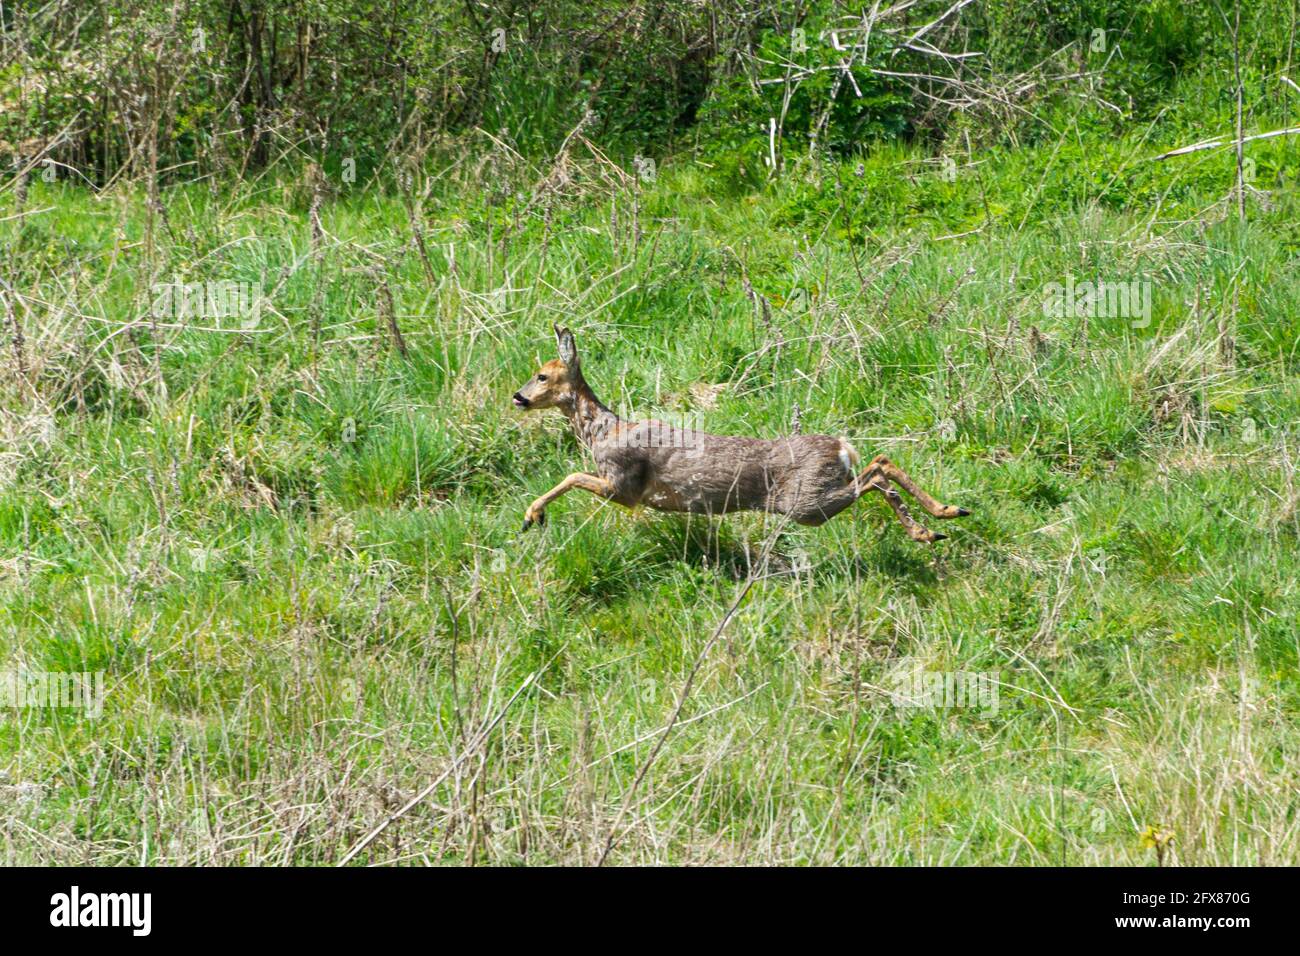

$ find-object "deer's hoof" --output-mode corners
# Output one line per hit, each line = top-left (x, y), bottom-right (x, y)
(931, 532), (948, 542)
(954, 507), (971, 517)
(522, 509), (546, 531)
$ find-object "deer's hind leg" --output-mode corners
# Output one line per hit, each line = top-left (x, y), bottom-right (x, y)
(847, 459), (952, 543)
(794, 467), (949, 542)
(861, 455), (970, 520)
(859, 476), (947, 543)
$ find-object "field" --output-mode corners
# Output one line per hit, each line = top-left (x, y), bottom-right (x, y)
(2, 0), (1299, 866)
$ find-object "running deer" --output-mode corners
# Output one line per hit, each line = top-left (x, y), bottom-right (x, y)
(512, 327), (970, 541)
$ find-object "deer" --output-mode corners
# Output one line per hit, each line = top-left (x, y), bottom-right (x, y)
(512, 327), (970, 541)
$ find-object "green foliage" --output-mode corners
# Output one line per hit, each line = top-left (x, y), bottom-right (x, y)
(699, 14), (912, 181)
(2, 0), (1299, 867)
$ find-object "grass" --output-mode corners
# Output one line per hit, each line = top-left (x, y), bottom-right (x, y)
(2, 115), (1299, 864)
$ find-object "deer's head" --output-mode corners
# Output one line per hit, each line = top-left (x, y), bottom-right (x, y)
(513, 326), (582, 411)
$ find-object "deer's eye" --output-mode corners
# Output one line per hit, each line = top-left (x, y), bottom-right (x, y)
(537, 374), (548, 382)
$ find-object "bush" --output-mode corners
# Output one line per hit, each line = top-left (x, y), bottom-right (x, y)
(699, 11), (912, 182)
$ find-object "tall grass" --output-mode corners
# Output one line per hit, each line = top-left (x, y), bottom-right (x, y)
(2, 112), (1298, 864)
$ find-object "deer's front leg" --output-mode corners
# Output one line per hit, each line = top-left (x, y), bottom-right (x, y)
(522, 473), (615, 531)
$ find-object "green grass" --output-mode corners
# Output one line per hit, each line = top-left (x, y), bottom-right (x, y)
(2, 119), (1299, 864)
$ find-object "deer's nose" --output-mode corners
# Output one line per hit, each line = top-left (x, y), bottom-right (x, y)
(512, 392), (530, 408)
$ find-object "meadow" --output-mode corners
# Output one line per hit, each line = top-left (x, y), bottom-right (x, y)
(2, 0), (1299, 865)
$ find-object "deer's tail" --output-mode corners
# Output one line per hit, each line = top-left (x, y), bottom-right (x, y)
(837, 438), (861, 484)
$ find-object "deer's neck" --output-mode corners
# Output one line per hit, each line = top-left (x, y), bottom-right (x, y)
(566, 381), (619, 449)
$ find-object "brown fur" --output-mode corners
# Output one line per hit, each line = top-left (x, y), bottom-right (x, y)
(513, 327), (970, 541)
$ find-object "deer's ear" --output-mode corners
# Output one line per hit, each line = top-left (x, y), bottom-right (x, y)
(554, 325), (579, 372)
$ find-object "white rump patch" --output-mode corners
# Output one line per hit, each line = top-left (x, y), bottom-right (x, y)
(838, 439), (860, 481)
